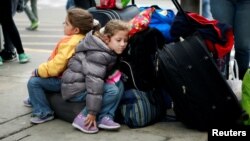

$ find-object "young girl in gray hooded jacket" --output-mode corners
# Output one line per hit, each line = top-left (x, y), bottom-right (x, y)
(61, 19), (130, 134)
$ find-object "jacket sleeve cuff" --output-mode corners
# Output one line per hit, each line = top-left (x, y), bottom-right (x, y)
(34, 69), (39, 77)
(88, 110), (97, 116)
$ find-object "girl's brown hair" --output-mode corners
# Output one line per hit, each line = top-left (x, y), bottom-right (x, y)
(102, 19), (130, 37)
(95, 19), (130, 40)
(67, 8), (99, 34)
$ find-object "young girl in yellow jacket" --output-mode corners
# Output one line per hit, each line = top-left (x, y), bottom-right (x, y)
(25, 8), (100, 124)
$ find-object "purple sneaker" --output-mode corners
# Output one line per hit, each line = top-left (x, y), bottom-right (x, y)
(23, 97), (32, 107)
(72, 114), (99, 134)
(98, 116), (121, 130)
(30, 115), (54, 124)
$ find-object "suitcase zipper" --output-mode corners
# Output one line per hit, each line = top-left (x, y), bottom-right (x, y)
(162, 45), (189, 95)
(120, 60), (139, 90)
(93, 10), (117, 20)
(109, 9), (121, 20)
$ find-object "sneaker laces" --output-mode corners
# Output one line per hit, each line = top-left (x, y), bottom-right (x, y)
(104, 116), (111, 120)
(77, 114), (85, 119)
(103, 116), (115, 123)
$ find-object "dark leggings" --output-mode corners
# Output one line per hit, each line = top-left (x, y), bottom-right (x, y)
(0, 0), (24, 54)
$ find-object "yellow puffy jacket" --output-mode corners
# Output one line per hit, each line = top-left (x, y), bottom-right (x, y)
(37, 34), (84, 78)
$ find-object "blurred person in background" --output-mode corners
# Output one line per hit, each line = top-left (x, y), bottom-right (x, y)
(202, 0), (213, 19)
(210, 0), (250, 79)
(24, 0), (39, 30)
(0, 0), (30, 65)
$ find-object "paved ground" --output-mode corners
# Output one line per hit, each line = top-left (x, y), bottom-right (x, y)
(0, 1), (207, 141)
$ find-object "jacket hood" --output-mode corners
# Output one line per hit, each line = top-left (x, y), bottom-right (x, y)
(76, 31), (115, 56)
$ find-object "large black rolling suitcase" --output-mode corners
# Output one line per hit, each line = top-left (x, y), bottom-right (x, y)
(157, 0), (243, 131)
(88, 0), (139, 27)
(158, 34), (242, 130)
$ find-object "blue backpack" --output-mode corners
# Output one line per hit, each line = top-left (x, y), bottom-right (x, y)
(139, 5), (175, 42)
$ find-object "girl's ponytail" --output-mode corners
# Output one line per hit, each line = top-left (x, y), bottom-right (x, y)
(93, 19), (101, 31)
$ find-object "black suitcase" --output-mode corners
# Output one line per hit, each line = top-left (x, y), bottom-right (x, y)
(158, 35), (242, 130)
(88, 4), (139, 27)
(46, 92), (85, 123)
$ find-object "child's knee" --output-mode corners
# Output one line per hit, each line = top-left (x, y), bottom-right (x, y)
(27, 77), (39, 88)
(105, 86), (120, 102)
(109, 86), (119, 96)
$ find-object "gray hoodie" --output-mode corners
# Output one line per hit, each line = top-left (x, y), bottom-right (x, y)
(61, 31), (117, 115)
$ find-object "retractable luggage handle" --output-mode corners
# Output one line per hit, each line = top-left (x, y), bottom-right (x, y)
(171, 0), (191, 25)
(172, 0), (185, 15)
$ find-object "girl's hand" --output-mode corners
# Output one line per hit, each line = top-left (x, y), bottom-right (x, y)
(31, 70), (35, 76)
(84, 114), (97, 129)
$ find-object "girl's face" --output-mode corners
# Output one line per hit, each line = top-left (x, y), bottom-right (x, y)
(63, 16), (79, 35)
(106, 30), (129, 54)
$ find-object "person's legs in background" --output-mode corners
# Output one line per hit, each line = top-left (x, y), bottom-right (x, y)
(1, 19), (29, 63)
(0, 25), (3, 65)
(233, 0), (250, 79)
(1, 30), (17, 62)
(24, 0), (39, 30)
(211, 0), (234, 22)
(0, 25), (3, 50)
(0, 0), (29, 64)
(30, 0), (38, 19)
(210, 0), (234, 78)
(0, 19), (18, 63)
(211, 0), (250, 79)
(202, 0), (213, 19)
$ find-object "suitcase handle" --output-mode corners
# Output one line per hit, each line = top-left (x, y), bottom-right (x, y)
(131, 0), (134, 5)
(172, 0), (186, 14)
(171, 0), (193, 29)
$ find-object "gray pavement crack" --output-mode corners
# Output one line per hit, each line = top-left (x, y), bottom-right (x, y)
(0, 113), (31, 125)
(0, 127), (33, 140)
(16, 134), (31, 141)
(0, 113), (33, 140)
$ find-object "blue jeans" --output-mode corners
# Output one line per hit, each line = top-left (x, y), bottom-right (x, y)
(27, 77), (61, 118)
(210, 0), (250, 79)
(202, 0), (213, 20)
(69, 81), (124, 121)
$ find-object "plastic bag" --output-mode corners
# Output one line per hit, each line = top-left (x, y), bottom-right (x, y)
(95, 0), (130, 9)
(227, 59), (242, 101)
(128, 7), (155, 37)
(116, 0), (130, 9)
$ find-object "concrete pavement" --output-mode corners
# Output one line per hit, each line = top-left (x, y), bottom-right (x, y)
(0, 1), (207, 141)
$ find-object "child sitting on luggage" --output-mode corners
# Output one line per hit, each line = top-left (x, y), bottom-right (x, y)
(24, 8), (100, 124)
(61, 20), (130, 134)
